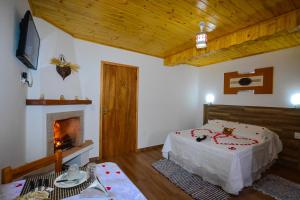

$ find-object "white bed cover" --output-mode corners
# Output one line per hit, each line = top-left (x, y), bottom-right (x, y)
(162, 120), (282, 194)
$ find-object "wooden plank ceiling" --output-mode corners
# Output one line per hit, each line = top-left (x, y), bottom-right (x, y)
(29, 0), (300, 67)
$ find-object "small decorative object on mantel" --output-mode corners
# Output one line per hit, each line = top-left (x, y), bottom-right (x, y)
(50, 54), (79, 80)
(74, 96), (79, 100)
(224, 66), (273, 94)
(60, 95), (65, 100)
(40, 94), (45, 100)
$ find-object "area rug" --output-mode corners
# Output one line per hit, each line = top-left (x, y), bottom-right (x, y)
(253, 174), (300, 200)
(152, 159), (230, 200)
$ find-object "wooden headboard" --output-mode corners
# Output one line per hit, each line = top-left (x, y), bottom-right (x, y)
(203, 104), (300, 170)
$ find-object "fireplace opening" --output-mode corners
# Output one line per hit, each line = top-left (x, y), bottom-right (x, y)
(53, 117), (81, 152)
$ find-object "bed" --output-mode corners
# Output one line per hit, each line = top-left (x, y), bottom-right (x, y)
(162, 106), (284, 195)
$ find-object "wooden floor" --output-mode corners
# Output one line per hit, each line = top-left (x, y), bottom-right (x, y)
(98, 147), (300, 200)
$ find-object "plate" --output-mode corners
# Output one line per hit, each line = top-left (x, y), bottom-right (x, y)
(54, 171), (88, 188)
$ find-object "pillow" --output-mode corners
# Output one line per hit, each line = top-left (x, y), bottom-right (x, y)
(207, 119), (238, 128)
(207, 119), (274, 140)
(203, 119), (238, 133)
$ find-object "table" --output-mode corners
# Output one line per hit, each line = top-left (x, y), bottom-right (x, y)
(0, 162), (146, 200)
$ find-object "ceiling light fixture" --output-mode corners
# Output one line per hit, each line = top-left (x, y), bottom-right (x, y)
(196, 21), (216, 49)
(196, 22), (207, 49)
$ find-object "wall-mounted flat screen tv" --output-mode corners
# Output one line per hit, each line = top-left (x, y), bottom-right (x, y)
(16, 10), (40, 70)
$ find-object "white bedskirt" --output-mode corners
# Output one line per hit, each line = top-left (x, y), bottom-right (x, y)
(162, 128), (282, 194)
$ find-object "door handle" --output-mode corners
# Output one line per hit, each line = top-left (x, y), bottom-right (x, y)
(102, 108), (110, 114)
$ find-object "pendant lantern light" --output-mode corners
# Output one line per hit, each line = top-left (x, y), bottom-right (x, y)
(196, 22), (207, 49)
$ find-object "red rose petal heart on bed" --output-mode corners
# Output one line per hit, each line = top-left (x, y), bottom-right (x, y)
(105, 171), (110, 174)
(213, 133), (258, 146)
(116, 171), (121, 174)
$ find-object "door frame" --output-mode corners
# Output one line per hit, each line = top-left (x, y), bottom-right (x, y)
(99, 61), (139, 159)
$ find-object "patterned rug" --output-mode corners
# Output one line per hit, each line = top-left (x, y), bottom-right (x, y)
(253, 174), (300, 200)
(152, 159), (230, 200)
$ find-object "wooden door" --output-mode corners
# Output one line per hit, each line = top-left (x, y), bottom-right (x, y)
(100, 61), (138, 159)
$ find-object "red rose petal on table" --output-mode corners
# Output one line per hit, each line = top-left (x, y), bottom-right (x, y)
(106, 186), (112, 190)
(105, 171), (110, 174)
(116, 171), (121, 174)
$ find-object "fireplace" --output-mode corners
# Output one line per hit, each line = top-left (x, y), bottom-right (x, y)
(53, 117), (81, 152)
(46, 111), (84, 155)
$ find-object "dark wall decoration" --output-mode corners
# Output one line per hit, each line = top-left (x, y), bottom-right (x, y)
(50, 54), (79, 80)
(224, 67), (273, 94)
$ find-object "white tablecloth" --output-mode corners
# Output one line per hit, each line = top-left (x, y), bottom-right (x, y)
(0, 180), (25, 200)
(162, 121), (282, 194)
(0, 162), (146, 200)
(67, 162), (146, 200)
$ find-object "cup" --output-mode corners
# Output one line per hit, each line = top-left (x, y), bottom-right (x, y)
(86, 162), (97, 182)
(66, 164), (80, 180)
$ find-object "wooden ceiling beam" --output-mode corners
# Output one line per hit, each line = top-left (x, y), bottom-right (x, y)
(164, 9), (300, 67)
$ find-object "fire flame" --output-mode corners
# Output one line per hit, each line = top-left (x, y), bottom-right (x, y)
(55, 141), (62, 148)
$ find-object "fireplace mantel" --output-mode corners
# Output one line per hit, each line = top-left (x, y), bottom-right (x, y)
(62, 140), (93, 165)
(26, 99), (92, 106)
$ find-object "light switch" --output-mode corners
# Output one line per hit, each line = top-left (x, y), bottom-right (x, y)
(295, 132), (300, 140)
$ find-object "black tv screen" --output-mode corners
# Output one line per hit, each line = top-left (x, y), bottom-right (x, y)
(16, 11), (40, 70)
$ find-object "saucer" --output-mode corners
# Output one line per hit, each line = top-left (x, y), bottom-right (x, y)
(54, 171), (88, 188)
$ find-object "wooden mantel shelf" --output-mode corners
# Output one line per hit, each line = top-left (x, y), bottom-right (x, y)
(62, 140), (94, 164)
(62, 140), (93, 159)
(26, 99), (92, 106)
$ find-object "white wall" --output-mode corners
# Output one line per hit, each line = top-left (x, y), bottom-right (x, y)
(0, 0), (30, 171)
(25, 18), (84, 161)
(74, 39), (200, 155)
(26, 18), (199, 161)
(197, 46), (300, 125)
(27, 17), (81, 99)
